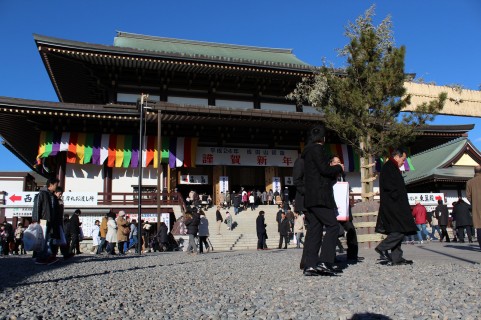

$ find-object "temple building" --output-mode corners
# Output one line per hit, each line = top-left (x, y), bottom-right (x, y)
(1, 32), (481, 234)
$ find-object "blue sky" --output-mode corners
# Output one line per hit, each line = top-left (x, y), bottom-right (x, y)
(1, 1), (480, 171)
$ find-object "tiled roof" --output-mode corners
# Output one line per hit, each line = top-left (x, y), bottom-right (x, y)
(404, 137), (473, 184)
(113, 31), (313, 70)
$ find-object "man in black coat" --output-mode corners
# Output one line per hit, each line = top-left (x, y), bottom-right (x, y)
(278, 212), (290, 249)
(435, 199), (450, 242)
(302, 125), (344, 276)
(31, 177), (61, 265)
(185, 209), (200, 255)
(375, 148), (417, 266)
(256, 211), (267, 250)
(69, 209), (82, 255)
(451, 199), (473, 243)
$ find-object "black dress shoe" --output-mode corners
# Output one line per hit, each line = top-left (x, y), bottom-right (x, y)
(375, 248), (392, 262)
(347, 256), (365, 263)
(315, 262), (343, 274)
(387, 258), (413, 266)
(303, 267), (320, 276)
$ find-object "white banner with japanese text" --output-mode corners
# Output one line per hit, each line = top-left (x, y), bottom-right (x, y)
(196, 147), (298, 167)
(219, 176), (229, 193)
(179, 175), (209, 185)
(4, 191), (98, 207)
(407, 193), (444, 206)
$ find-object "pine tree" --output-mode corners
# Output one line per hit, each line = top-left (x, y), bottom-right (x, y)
(289, 5), (446, 201)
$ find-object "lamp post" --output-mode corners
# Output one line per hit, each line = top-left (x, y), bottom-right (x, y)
(137, 94), (148, 255)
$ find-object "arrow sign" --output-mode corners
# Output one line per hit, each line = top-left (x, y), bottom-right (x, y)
(9, 194), (22, 202)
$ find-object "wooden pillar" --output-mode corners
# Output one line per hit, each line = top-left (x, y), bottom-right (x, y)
(103, 163), (112, 202)
(213, 165), (223, 205)
(56, 153), (66, 190)
(265, 167), (277, 192)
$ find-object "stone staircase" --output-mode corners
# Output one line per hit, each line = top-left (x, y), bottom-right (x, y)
(174, 205), (299, 252)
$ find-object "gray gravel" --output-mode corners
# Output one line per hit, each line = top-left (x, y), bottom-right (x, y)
(0, 243), (480, 320)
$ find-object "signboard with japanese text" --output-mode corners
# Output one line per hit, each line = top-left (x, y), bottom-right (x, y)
(4, 191), (98, 207)
(333, 182), (350, 221)
(179, 175), (209, 185)
(407, 193), (444, 206)
(161, 213), (170, 233)
(284, 176), (293, 186)
(196, 147), (298, 167)
(4, 207), (33, 218)
(272, 177), (281, 193)
(219, 176), (229, 193)
(125, 213), (158, 223)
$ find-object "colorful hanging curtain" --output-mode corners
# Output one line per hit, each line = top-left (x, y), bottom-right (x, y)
(37, 131), (414, 171)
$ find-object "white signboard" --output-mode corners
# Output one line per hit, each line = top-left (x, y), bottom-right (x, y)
(219, 176), (229, 193)
(161, 213), (170, 233)
(4, 191), (98, 207)
(408, 193), (444, 206)
(196, 147), (298, 167)
(126, 213), (159, 223)
(333, 182), (350, 222)
(4, 207), (33, 218)
(272, 177), (281, 193)
(179, 175), (209, 185)
(284, 176), (294, 186)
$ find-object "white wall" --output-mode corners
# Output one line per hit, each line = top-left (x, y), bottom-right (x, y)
(65, 164), (103, 193)
(0, 179), (26, 192)
(112, 167), (161, 192)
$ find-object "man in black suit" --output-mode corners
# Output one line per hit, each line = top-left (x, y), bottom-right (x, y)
(278, 212), (290, 249)
(69, 209), (82, 255)
(256, 211), (267, 250)
(375, 148), (418, 266)
(302, 125), (344, 276)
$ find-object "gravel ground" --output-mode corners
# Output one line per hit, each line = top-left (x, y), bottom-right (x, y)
(0, 243), (480, 320)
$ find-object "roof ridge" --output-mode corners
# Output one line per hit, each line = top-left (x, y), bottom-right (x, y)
(412, 137), (467, 158)
(115, 31), (294, 54)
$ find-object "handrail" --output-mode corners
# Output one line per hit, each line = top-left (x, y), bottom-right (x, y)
(97, 191), (185, 206)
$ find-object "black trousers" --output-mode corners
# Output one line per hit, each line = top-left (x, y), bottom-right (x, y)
(199, 236), (209, 253)
(278, 235), (288, 249)
(375, 232), (405, 263)
(303, 206), (338, 268)
(69, 233), (80, 254)
(257, 232), (266, 249)
(440, 225), (451, 242)
(456, 226), (473, 242)
(477, 228), (481, 249)
(340, 220), (359, 259)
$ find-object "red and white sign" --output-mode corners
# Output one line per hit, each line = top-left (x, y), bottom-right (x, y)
(196, 147), (298, 167)
(408, 193), (444, 206)
(4, 191), (98, 207)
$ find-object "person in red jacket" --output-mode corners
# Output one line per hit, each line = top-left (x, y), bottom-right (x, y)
(412, 201), (434, 243)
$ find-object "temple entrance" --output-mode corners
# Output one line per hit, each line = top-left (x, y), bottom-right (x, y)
(226, 166), (265, 193)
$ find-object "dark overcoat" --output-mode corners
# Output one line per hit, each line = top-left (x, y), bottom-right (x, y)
(375, 159), (417, 235)
(302, 143), (342, 209)
(452, 201), (473, 227)
(256, 215), (266, 235)
(278, 218), (291, 236)
(435, 204), (450, 226)
(292, 158), (306, 213)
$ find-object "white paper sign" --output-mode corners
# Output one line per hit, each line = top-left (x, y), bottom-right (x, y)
(219, 176), (229, 193)
(333, 182), (350, 222)
(272, 177), (281, 193)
